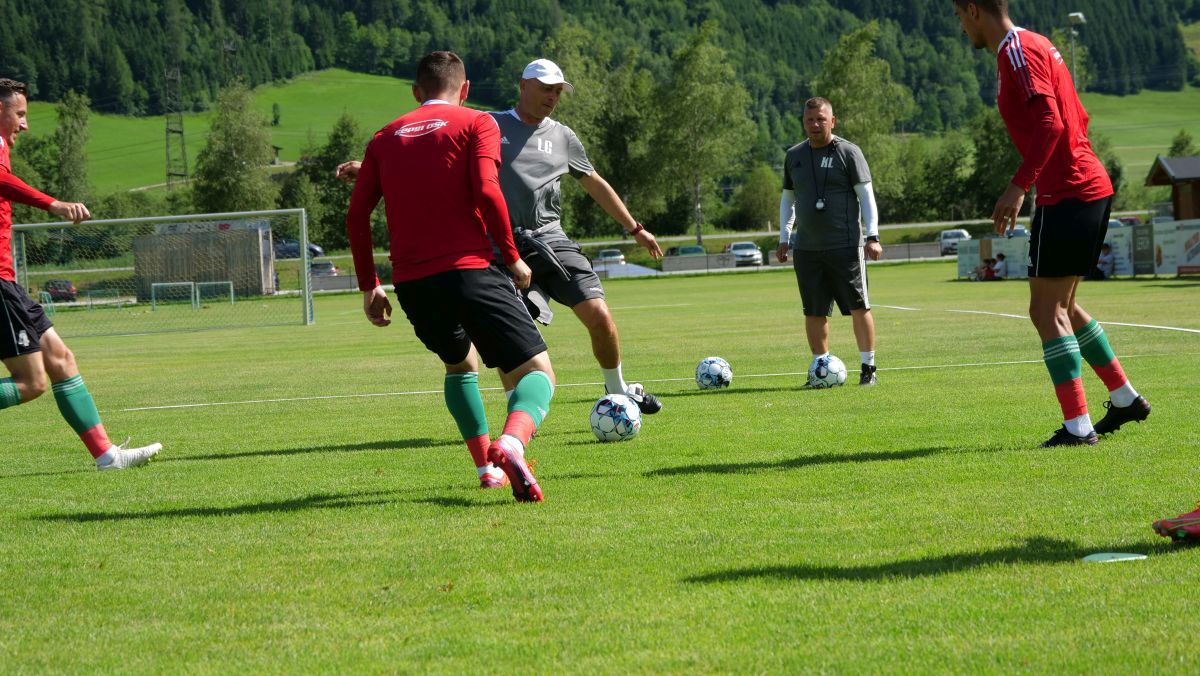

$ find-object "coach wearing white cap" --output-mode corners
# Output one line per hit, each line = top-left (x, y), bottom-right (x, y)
(490, 58), (665, 415)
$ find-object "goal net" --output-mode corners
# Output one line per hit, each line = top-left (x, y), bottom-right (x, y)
(11, 209), (315, 338)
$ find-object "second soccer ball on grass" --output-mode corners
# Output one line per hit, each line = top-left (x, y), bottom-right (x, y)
(590, 394), (642, 442)
(696, 357), (733, 390)
(808, 355), (848, 389)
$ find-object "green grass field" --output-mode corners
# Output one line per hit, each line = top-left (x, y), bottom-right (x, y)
(1081, 85), (1200, 173)
(23, 69), (419, 193)
(3, 262), (1198, 671)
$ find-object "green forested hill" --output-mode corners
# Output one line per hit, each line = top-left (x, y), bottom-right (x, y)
(0, 0), (1189, 130)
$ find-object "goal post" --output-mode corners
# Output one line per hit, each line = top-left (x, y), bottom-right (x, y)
(11, 208), (317, 338)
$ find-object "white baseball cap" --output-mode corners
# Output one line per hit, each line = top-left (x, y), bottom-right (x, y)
(522, 59), (574, 93)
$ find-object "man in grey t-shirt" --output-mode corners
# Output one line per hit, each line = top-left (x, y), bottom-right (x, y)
(336, 59), (665, 414)
(487, 59), (664, 413)
(776, 97), (883, 386)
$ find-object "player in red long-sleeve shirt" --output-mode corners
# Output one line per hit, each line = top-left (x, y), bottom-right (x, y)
(0, 79), (160, 469)
(344, 52), (553, 502)
(954, 1), (1150, 448)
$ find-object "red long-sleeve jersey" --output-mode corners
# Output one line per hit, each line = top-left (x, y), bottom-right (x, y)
(996, 28), (1112, 206)
(345, 102), (520, 291)
(0, 136), (57, 282)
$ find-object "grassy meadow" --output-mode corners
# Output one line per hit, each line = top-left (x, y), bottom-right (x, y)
(2, 261), (1198, 672)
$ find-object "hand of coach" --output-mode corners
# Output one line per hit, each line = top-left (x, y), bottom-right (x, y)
(777, 239), (881, 264)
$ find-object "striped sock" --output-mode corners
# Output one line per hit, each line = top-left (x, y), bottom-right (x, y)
(1075, 320), (1139, 407)
(444, 372), (490, 468)
(503, 370), (554, 447)
(52, 375), (112, 459)
(1042, 336), (1093, 435)
(0, 378), (20, 410)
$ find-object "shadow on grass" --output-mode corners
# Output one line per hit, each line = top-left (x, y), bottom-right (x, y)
(34, 490), (404, 523)
(0, 469), (92, 480)
(162, 438), (460, 463)
(646, 446), (956, 477)
(409, 495), (480, 508)
(686, 537), (1194, 583)
(660, 385), (805, 399)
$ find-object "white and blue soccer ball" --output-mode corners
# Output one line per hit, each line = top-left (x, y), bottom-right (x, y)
(696, 356), (733, 390)
(590, 394), (642, 442)
(807, 354), (848, 388)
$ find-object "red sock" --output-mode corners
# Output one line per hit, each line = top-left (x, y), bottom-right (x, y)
(80, 425), (112, 459)
(465, 434), (490, 468)
(1053, 378), (1088, 420)
(501, 411), (536, 447)
(1091, 359), (1129, 392)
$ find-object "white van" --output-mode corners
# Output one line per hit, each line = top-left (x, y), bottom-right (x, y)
(938, 229), (971, 255)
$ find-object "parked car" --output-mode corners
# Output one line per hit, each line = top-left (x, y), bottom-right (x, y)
(43, 279), (77, 302)
(1006, 225), (1029, 238)
(676, 245), (707, 256)
(1117, 216), (1141, 226)
(310, 261), (340, 277)
(594, 248), (626, 265)
(938, 229), (971, 255)
(274, 239), (326, 259)
(725, 241), (763, 266)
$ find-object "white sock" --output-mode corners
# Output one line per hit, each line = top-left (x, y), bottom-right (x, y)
(602, 365), (628, 395)
(476, 463), (499, 478)
(1110, 382), (1139, 408)
(1064, 414), (1094, 437)
(861, 351), (875, 367)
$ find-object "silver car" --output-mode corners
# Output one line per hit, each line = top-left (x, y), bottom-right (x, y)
(727, 241), (763, 266)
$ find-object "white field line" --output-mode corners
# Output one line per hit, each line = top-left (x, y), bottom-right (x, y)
(887, 307), (1200, 334)
(110, 353), (1180, 414)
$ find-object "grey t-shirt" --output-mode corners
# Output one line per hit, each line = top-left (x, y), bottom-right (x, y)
(783, 135), (872, 251)
(490, 110), (594, 240)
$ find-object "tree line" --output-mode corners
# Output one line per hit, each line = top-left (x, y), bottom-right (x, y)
(0, 0), (1190, 121)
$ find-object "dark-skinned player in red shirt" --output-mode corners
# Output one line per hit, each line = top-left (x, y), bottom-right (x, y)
(344, 52), (553, 502)
(0, 78), (160, 470)
(953, 0), (1150, 448)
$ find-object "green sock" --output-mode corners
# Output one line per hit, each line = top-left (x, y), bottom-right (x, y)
(443, 372), (488, 440)
(1074, 319), (1116, 367)
(1042, 336), (1083, 385)
(0, 378), (20, 410)
(508, 370), (554, 427)
(52, 375), (103, 434)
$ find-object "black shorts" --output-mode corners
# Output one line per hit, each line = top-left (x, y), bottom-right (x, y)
(394, 267), (547, 373)
(792, 246), (870, 317)
(1029, 196), (1112, 278)
(1, 279), (53, 359)
(523, 237), (605, 308)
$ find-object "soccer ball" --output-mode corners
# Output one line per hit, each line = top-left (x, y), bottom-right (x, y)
(696, 356), (733, 390)
(807, 354), (848, 388)
(590, 394), (642, 442)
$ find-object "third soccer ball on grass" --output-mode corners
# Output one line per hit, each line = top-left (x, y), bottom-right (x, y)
(808, 355), (848, 388)
(696, 357), (733, 390)
(590, 394), (642, 442)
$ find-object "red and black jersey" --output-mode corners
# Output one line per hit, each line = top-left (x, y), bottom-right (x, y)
(996, 28), (1112, 206)
(0, 136), (57, 282)
(345, 102), (519, 290)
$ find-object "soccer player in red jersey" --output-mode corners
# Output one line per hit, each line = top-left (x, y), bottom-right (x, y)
(0, 79), (160, 469)
(344, 52), (553, 502)
(954, 1), (1150, 447)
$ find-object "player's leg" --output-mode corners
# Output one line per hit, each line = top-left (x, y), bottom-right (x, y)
(1065, 198), (1149, 434)
(39, 328), (161, 468)
(1029, 275), (1095, 446)
(456, 267), (555, 502)
(546, 238), (662, 414)
(395, 274), (505, 488)
(1, 279), (51, 406)
(794, 249), (834, 383)
(829, 246), (878, 386)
